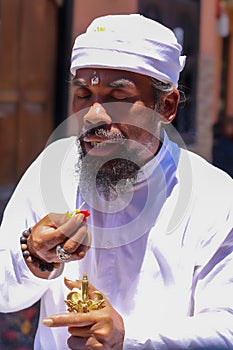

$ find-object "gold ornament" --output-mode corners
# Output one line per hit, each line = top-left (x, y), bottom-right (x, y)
(65, 274), (105, 313)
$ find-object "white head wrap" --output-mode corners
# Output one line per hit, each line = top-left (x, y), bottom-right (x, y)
(70, 14), (186, 87)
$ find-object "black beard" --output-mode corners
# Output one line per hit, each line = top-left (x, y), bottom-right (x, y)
(75, 139), (141, 200)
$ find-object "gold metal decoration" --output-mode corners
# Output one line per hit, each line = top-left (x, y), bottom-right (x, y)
(65, 274), (105, 313)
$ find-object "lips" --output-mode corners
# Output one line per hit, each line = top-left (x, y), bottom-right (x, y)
(81, 125), (126, 155)
(83, 135), (108, 144)
(86, 138), (120, 147)
(90, 140), (107, 147)
(81, 136), (124, 156)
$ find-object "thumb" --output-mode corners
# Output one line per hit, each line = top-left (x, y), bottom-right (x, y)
(64, 277), (81, 290)
(64, 276), (100, 294)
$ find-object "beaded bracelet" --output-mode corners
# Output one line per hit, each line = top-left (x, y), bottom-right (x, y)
(20, 228), (59, 272)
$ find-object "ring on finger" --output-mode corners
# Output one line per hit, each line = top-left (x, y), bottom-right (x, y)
(56, 245), (72, 262)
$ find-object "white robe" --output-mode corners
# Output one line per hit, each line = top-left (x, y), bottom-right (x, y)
(0, 133), (233, 349)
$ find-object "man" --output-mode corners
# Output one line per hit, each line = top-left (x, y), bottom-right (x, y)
(1, 14), (233, 350)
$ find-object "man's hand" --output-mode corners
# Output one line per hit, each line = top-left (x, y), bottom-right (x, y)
(42, 278), (125, 349)
(27, 212), (91, 264)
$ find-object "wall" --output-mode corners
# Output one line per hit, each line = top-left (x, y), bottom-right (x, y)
(72, 0), (138, 37)
(192, 0), (222, 161)
(226, 6), (233, 116)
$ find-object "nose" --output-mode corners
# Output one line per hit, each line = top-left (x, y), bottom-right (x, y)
(83, 103), (112, 127)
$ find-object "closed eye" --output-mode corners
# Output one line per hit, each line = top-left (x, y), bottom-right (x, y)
(74, 88), (91, 100)
(76, 94), (91, 99)
(112, 90), (133, 100)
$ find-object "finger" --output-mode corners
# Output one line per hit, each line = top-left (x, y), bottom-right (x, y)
(67, 336), (85, 350)
(73, 243), (90, 260)
(38, 215), (86, 248)
(55, 243), (89, 263)
(62, 225), (89, 253)
(30, 213), (68, 246)
(67, 230), (91, 258)
(31, 214), (79, 246)
(68, 326), (92, 337)
(82, 229), (92, 247)
(42, 312), (95, 328)
(64, 277), (81, 290)
(46, 212), (86, 228)
(67, 335), (100, 350)
(54, 214), (85, 240)
(43, 212), (70, 228)
(38, 212), (86, 230)
(85, 335), (102, 348)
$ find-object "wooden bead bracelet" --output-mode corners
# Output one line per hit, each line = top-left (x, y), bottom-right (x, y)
(20, 228), (60, 272)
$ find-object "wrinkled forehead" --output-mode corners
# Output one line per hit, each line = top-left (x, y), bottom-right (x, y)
(72, 68), (155, 89)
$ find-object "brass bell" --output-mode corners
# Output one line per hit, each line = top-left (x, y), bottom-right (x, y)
(65, 273), (105, 313)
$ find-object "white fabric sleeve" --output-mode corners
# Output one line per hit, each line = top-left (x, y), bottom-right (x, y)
(0, 137), (77, 313)
(0, 145), (65, 312)
(0, 198), (63, 312)
(0, 245), (64, 313)
(123, 229), (233, 349)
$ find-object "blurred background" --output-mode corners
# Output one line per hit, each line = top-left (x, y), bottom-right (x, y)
(0, 0), (233, 348)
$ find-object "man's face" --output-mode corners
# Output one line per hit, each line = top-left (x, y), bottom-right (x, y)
(72, 68), (166, 197)
(72, 68), (163, 166)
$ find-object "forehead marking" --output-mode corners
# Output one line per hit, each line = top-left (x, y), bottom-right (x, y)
(91, 71), (100, 85)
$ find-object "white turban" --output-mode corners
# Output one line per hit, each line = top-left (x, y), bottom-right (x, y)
(70, 14), (186, 87)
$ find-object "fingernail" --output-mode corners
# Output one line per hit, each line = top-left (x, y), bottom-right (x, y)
(78, 251), (85, 258)
(64, 276), (76, 289)
(42, 318), (53, 326)
(64, 276), (73, 282)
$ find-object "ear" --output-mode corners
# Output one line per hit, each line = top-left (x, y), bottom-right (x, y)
(159, 89), (180, 124)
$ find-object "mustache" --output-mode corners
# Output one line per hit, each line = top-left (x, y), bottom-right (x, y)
(81, 125), (127, 142)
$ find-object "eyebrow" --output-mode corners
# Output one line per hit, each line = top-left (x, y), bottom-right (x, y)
(72, 77), (135, 88)
(72, 78), (88, 87)
(108, 79), (135, 88)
